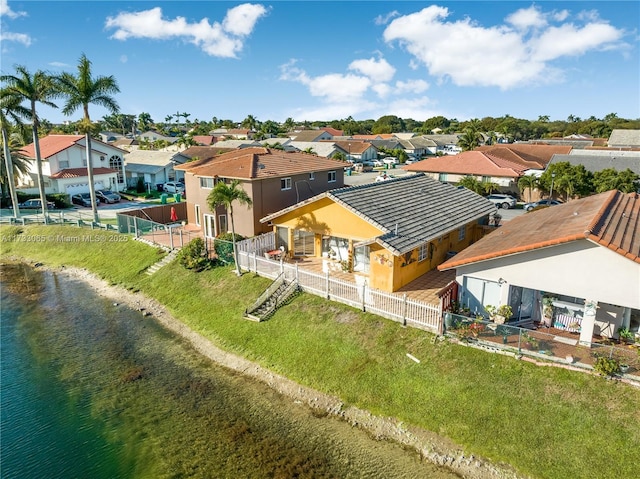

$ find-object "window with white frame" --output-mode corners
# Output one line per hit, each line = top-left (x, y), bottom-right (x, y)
(438, 172), (448, 182)
(200, 177), (214, 189)
(59, 160), (69, 169)
(281, 177), (292, 190)
(328, 170), (336, 182)
(418, 243), (428, 261)
(309, 172), (315, 181)
(458, 226), (466, 241)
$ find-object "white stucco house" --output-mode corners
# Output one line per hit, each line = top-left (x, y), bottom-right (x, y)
(439, 190), (640, 344)
(18, 135), (126, 195)
(123, 150), (186, 190)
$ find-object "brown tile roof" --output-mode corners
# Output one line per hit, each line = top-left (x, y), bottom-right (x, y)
(320, 127), (343, 136)
(192, 135), (215, 145)
(439, 190), (640, 270)
(402, 151), (523, 177)
(20, 134), (84, 158)
(475, 144), (573, 167)
(178, 147), (347, 180)
(50, 167), (118, 179)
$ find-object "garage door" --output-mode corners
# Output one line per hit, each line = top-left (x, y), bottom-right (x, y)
(65, 182), (104, 196)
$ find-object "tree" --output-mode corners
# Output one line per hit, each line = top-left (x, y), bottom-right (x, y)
(56, 53), (120, 223)
(0, 131), (32, 208)
(206, 179), (252, 275)
(457, 175), (483, 194)
(517, 174), (538, 203)
(241, 114), (258, 131)
(137, 112), (153, 132)
(283, 117), (295, 132)
(1, 66), (59, 221)
(592, 168), (639, 193)
(458, 127), (482, 151)
(0, 88), (32, 217)
(481, 181), (499, 194)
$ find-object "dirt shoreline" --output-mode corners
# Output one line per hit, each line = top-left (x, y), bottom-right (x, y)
(38, 263), (522, 479)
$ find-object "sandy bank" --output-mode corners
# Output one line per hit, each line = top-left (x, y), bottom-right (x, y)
(40, 263), (522, 479)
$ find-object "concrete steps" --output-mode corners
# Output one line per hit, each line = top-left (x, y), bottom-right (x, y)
(145, 249), (179, 275)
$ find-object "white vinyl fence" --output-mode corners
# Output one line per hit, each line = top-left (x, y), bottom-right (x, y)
(237, 248), (442, 334)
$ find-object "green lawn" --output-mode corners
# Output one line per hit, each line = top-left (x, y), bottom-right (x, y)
(2, 224), (639, 479)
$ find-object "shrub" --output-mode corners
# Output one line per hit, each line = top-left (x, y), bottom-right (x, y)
(177, 237), (210, 271)
(593, 353), (620, 377)
(136, 177), (145, 193)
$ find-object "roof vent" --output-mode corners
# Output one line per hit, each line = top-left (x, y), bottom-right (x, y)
(258, 163), (265, 169)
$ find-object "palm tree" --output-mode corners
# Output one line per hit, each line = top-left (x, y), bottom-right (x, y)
(458, 127), (482, 151)
(1, 66), (59, 222)
(0, 132), (32, 211)
(241, 114), (258, 131)
(457, 175), (482, 194)
(137, 112), (153, 133)
(56, 53), (120, 223)
(207, 179), (252, 275)
(1, 88), (32, 218)
(517, 174), (538, 203)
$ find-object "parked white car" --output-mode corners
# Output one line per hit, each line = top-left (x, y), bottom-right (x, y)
(486, 194), (517, 209)
(163, 182), (185, 194)
(382, 157), (398, 166)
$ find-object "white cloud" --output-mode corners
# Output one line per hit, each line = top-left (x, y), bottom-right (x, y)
(120, 55), (128, 63)
(374, 10), (399, 26)
(0, 31), (31, 46)
(0, 0), (27, 19)
(48, 61), (71, 68)
(506, 6), (547, 31)
(395, 79), (429, 94)
(105, 3), (267, 58)
(348, 57), (395, 83)
(383, 5), (627, 90)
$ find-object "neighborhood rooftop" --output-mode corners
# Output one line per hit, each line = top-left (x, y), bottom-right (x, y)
(263, 173), (496, 255)
(439, 190), (640, 270)
(176, 146), (347, 180)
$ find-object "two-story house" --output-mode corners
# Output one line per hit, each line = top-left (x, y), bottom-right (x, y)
(175, 147), (348, 238)
(18, 134), (126, 196)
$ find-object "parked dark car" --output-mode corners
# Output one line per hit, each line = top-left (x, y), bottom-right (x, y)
(523, 199), (562, 211)
(19, 199), (55, 209)
(72, 193), (100, 207)
(96, 190), (121, 203)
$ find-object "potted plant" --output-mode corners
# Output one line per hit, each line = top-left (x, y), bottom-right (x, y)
(541, 295), (556, 327)
(521, 332), (539, 350)
(485, 304), (513, 324)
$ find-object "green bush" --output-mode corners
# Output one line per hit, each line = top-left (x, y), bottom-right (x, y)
(136, 177), (145, 193)
(177, 237), (210, 271)
(593, 354), (620, 377)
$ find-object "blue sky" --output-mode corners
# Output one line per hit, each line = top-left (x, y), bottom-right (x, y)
(2, 0), (638, 125)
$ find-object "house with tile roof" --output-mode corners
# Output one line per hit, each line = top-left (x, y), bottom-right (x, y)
(123, 150), (186, 190)
(289, 130), (334, 142)
(439, 190), (640, 343)
(422, 134), (462, 155)
(404, 144), (574, 196)
(549, 150), (640, 176)
(608, 129), (640, 148)
(175, 147), (347, 238)
(261, 173), (497, 292)
(18, 134), (126, 196)
(191, 135), (216, 146)
(330, 140), (378, 163)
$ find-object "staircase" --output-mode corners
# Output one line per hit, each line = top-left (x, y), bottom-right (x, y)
(145, 249), (179, 276)
(244, 273), (300, 322)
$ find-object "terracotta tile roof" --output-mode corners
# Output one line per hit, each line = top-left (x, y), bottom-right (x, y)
(192, 135), (215, 145)
(331, 140), (376, 154)
(179, 147), (347, 180)
(476, 144), (572, 167)
(402, 151), (522, 177)
(439, 190), (640, 270)
(20, 135), (84, 158)
(320, 127), (343, 136)
(50, 167), (118, 179)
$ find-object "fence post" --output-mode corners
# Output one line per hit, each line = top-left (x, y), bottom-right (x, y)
(325, 271), (330, 299)
(402, 294), (408, 327)
(179, 229), (183, 247)
(517, 330), (522, 353)
(134, 217), (138, 238)
(295, 263), (299, 282)
(169, 226), (174, 250)
(361, 283), (366, 312)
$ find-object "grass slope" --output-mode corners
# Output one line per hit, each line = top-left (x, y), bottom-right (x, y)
(2, 224), (639, 479)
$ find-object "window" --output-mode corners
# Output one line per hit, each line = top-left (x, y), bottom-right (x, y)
(482, 176), (491, 183)
(109, 156), (123, 183)
(458, 226), (466, 241)
(194, 205), (201, 227)
(328, 170), (336, 183)
(418, 244), (428, 262)
(281, 177), (292, 190)
(200, 177), (214, 189)
(59, 160), (69, 169)
(309, 172), (315, 181)
(438, 173), (448, 182)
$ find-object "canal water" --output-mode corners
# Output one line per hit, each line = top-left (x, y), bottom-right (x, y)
(0, 263), (457, 479)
